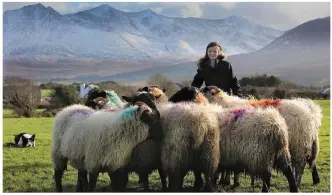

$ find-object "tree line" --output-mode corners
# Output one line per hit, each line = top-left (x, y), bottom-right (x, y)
(3, 74), (328, 118)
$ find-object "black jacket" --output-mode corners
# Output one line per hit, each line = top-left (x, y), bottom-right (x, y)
(191, 56), (242, 97)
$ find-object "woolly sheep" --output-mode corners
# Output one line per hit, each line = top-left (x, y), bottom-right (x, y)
(164, 87), (297, 192)
(202, 85), (320, 187)
(158, 102), (220, 192)
(139, 86), (169, 104)
(205, 103), (298, 192)
(52, 93), (162, 192)
(85, 89), (124, 110)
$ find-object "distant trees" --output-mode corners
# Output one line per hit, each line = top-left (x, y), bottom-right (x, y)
(50, 85), (81, 108)
(240, 74), (282, 87)
(3, 76), (41, 117)
(147, 74), (181, 97)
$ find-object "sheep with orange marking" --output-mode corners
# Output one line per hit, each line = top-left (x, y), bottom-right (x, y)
(202, 85), (320, 188)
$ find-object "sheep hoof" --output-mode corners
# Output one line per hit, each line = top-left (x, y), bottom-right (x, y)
(218, 179), (231, 186)
(233, 182), (240, 187)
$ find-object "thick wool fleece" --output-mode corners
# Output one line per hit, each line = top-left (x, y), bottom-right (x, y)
(159, 102), (220, 175)
(206, 90), (318, 171)
(53, 104), (151, 173)
(210, 104), (290, 174)
(51, 104), (95, 168)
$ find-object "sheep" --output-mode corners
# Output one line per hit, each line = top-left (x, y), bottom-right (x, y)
(85, 89), (124, 110)
(138, 86), (169, 104)
(140, 85), (208, 104)
(84, 90), (167, 192)
(139, 86), (220, 191)
(205, 104), (298, 192)
(141, 86), (217, 191)
(163, 87), (297, 192)
(158, 102), (220, 192)
(202, 85), (319, 188)
(51, 92), (163, 192)
(85, 97), (107, 110)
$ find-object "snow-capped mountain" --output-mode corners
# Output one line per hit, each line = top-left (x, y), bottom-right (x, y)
(3, 3), (283, 61)
(260, 17), (330, 52)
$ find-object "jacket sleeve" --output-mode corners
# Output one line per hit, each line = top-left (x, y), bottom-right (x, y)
(229, 63), (243, 97)
(191, 68), (204, 88)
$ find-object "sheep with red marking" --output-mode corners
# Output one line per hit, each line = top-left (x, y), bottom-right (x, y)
(202, 85), (320, 187)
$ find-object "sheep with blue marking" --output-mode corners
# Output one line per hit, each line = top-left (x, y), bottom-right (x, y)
(85, 89), (124, 110)
(52, 92), (163, 192)
(202, 85), (320, 188)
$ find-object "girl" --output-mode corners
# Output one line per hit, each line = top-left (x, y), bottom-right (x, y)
(191, 42), (242, 97)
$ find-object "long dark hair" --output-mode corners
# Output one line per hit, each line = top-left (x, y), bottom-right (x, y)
(197, 41), (227, 67)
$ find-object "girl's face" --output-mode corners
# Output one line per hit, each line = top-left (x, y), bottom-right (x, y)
(207, 46), (220, 60)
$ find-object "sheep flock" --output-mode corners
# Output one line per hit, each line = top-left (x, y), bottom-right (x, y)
(51, 85), (323, 192)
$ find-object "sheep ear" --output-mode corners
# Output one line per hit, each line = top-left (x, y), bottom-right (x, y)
(122, 96), (133, 103)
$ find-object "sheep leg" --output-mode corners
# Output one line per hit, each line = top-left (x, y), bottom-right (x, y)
(109, 170), (128, 192)
(158, 167), (168, 191)
(76, 169), (88, 192)
(251, 175), (255, 192)
(277, 156), (298, 192)
(53, 158), (68, 192)
(295, 163), (306, 188)
(87, 172), (98, 192)
(193, 170), (203, 191)
(312, 165), (320, 185)
(224, 170), (231, 185)
(213, 169), (220, 185)
(204, 173), (215, 192)
(218, 169), (229, 185)
(138, 172), (150, 192)
(168, 170), (182, 192)
(233, 171), (240, 187)
(260, 170), (271, 192)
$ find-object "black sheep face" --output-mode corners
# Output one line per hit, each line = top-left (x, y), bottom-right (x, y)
(168, 86), (197, 103)
(201, 85), (223, 100)
(138, 86), (166, 100)
(123, 93), (163, 142)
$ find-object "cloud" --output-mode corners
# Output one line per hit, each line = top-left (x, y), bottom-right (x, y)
(219, 2), (237, 10)
(180, 4), (203, 18)
(154, 7), (164, 14)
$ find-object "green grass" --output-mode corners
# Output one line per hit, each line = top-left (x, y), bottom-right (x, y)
(41, 89), (53, 97)
(2, 100), (330, 192)
(3, 109), (46, 118)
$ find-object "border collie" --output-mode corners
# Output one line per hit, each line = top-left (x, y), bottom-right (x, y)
(14, 133), (35, 147)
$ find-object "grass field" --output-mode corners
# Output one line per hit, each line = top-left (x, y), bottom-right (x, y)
(41, 89), (53, 97)
(2, 100), (330, 192)
(3, 109), (45, 118)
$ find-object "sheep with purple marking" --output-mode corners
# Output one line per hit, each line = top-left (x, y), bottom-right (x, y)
(202, 85), (320, 188)
(204, 103), (298, 192)
(156, 86), (298, 192)
(51, 93), (163, 192)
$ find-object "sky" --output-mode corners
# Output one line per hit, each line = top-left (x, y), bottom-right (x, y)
(3, 2), (331, 30)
